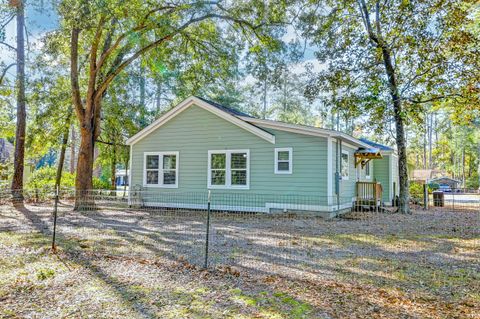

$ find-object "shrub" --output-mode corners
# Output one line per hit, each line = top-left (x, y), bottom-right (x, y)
(26, 166), (75, 190)
(409, 182), (425, 204)
(93, 176), (111, 190)
(466, 173), (479, 189)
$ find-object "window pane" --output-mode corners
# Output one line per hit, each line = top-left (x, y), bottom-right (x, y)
(278, 161), (290, 171)
(365, 162), (370, 175)
(146, 170), (158, 184)
(146, 155), (159, 169)
(341, 153), (349, 177)
(163, 170), (176, 184)
(231, 170), (247, 185)
(163, 155), (176, 170)
(277, 151), (289, 161)
(231, 153), (247, 169)
(211, 170), (225, 185)
(211, 153), (226, 169)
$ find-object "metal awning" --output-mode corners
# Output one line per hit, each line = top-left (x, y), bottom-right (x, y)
(354, 147), (383, 168)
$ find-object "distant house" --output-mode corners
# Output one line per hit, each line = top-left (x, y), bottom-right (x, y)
(429, 177), (461, 189)
(126, 96), (399, 215)
(410, 169), (444, 184)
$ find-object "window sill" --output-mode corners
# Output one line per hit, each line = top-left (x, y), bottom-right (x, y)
(207, 185), (250, 190)
(274, 171), (292, 175)
(143, 184), (179, 188)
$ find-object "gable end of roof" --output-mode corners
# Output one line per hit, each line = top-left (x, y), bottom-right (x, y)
(126, 96), (275, 146)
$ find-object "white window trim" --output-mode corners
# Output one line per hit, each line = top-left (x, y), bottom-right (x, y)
(365, 161), (371, 179)
(143, 151), (179, 188)
(341, 150), (350, 180)
(207, 149), (250, 189)
(274, 147), (293, 174)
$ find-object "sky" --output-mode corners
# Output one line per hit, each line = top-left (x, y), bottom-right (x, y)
(1, 2), (58, 79)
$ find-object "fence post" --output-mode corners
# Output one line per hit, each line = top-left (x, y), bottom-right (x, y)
(51, 185), (59, 251)
(204, 190), (211, 269)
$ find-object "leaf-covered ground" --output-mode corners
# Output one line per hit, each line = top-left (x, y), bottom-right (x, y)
(0, 204), (479, 318)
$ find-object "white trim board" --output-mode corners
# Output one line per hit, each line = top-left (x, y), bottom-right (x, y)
(341, 149), (350, 181)
(241, 117), (371, 149)
(274, 147), (293, 174)
(126, 96), (275, 145)
(207, 149), (250, 190)
(143, 151), (179, 188)
(327, 137), (333, 205)
(141, 201), (353, 213)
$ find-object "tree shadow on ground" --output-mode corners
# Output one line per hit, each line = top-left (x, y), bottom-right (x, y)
(11, 203), (334, 318)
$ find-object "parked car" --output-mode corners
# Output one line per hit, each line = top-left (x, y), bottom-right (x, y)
(438, 184), (452, 192)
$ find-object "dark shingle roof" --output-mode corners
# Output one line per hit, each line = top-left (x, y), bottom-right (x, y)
(359, 138), (394, 151)
(195, 96), (253, 118)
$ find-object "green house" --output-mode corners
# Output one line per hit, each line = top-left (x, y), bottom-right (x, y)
(126, 97), (399, 216)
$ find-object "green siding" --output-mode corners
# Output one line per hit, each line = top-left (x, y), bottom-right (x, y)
(331, 141), (357, 202)
(373, 155), (391, 203)
(131, 105), (330, 207)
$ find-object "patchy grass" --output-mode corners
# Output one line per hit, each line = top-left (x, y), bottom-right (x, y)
(0, 204), (479, 318)
(0, 231), (323, 318)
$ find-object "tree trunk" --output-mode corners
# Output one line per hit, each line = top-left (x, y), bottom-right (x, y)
(75, 126), (95, 208)
(428, 113), (433, 169)
(70, 124), (76, 173)
(462, 146), (466, 189)
(110, 143), (116, 190)
(55, 115), (71, 189)
(423, 115), (427, 169)
(381, 46), (410, 214)
(123, 152), (129, 198)
(11, 0), (26, 201)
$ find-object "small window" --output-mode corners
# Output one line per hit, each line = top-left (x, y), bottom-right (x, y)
(365, 161), (371, 179)
(274, 148), (292, 174)
(208, 150), (249, 189)
(341, 150), (349, 180)
(144, 152), (178, 187)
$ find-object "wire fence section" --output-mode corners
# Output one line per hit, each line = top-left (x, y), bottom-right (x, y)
(1, 188), (478, 277)
(411, 191), (480, 212)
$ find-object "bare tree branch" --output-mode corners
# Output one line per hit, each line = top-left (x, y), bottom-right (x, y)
(0, 41), (16, 52)
(0, 62), (16, 84)
(1, 14), (15, 28)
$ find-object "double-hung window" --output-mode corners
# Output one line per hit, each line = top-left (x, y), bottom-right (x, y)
(341, 150), (349, 180)
(274, 148), (292, 174)
(208, 150), (249, 189)
(144, 152), (179, 187)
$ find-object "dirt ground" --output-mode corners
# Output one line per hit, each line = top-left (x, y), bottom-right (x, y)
(0, 203), (479, 318)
